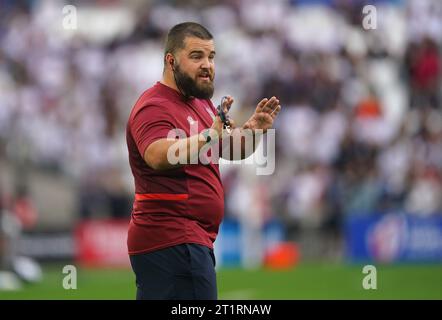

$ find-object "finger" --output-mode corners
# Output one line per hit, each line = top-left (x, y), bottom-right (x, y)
(262, 97), (275, 110)
(262, 97), (277, 112)
(269, 103), (280, 114)
(270, 105), (281, 117)
(256, 98), (269, 112)
(222, 96), (234, 112)
(223, 96), (233, 106)
(262, 97), (279, 113)
(226, 98), (234, 112)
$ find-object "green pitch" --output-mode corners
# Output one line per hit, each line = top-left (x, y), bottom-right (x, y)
(0, 263), (441, 299)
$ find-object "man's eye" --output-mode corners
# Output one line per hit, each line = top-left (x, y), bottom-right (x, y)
(191, 55), (201, 59)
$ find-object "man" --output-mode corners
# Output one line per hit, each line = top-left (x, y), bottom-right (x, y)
(126, 22), (281, 300)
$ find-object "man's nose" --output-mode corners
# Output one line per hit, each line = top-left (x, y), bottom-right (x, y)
(200, 57), (211, 69)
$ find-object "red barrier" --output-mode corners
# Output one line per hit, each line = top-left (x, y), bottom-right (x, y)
(75, 219), (130, 268)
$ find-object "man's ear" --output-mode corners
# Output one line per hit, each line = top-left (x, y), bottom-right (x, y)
(166, 53), (175, 71)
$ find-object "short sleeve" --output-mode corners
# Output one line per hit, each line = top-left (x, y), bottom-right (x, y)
(130, 104), (175, 158)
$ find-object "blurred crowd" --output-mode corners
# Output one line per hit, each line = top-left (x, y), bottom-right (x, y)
(0, 0), (441, 243)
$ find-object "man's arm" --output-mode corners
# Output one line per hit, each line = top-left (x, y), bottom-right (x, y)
(144, 96), (282, 168)
(144, 117), (223, 170)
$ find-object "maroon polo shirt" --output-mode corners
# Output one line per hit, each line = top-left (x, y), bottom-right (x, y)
(126, 81), (224, 255)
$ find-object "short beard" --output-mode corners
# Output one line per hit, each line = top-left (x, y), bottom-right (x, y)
(173, 64), (214, 100)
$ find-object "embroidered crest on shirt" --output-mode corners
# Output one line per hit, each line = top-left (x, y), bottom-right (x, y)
(187, 115), (196, 125)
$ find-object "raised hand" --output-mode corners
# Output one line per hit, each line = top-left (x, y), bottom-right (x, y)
(211, 95), (236, 139)
(243, 96), (281, 133)
(221, 95), (234, 114)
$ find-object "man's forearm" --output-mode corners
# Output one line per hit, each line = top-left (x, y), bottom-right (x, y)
(145, 130), (217, 170)
(147, 127), (263, 168)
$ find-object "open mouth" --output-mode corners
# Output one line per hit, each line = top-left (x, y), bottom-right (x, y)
(198, 73), (211, 81)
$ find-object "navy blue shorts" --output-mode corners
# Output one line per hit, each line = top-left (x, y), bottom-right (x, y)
(129, 243), (217, 300)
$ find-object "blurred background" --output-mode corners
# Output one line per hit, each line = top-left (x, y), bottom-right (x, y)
(0, 0), (441, 299)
